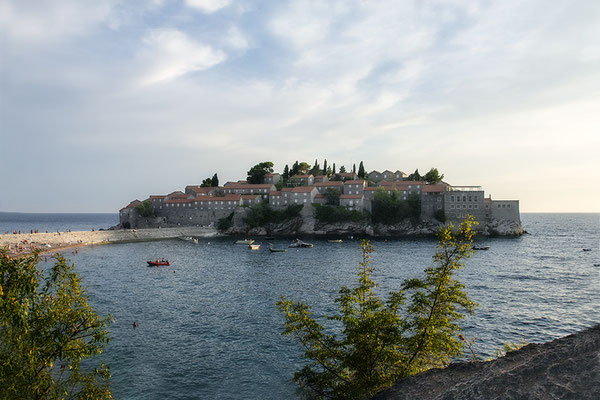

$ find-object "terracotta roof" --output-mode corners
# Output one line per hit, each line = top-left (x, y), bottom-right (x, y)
(314, 175), (326, 178)
(339, 172), (356, 177)
(343, 180), (366, 185)
(281, 187), (293, 192)
(193, 195), (242, 203)
(120, 200), (142, 211)
(314, 193), (325, 199)
(422, 185), (447, 193)
(186, 186), (216, 194)
(224, 183), (274, 190)
(164, 198), (192, 204)
(224, 180), (248, 186)
(364, 187), (407, 192)
(149, 195), (166, 199)
(314, 181), (343, 187)
(340, 194), (364, 199)
(167, 191), (185, 196)
(291, 186), (316, 193)
(291, 174), (314, 179)
(269, 191), (282, 196)
(380, 180), (425, 186)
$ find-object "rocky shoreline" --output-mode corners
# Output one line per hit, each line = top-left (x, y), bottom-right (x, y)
(223, 206), (525, 237)
(374, 325), (600, 399)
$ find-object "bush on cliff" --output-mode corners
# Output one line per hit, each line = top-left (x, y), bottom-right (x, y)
(313, 204), (369, 223)
(371, 190), (421, 224)
(217, 212), (234, 231)
(0, 250), (112, 399)
(243, 203), (303, 228)
(135, 199), (155, 218)
(277, 216), (477, 399)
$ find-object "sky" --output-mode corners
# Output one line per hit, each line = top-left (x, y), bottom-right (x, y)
(1, 0), (599, 213)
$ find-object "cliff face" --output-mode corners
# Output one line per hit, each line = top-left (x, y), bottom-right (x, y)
(223, 207), (524, 237)
(373, 325), (600, 400)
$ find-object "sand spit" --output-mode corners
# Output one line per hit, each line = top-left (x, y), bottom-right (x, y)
(374, 324), (600, 400)
(0, 227), (219, 257)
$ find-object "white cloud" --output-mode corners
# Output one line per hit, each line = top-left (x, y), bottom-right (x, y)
(184, 0), (231, 13)
(138, 29), (225, 85)
(0, 0), (113, 44)
(225, 26), (249, 50)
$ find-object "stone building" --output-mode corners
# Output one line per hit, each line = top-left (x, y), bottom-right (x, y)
(264, 173), (281, 185)
(443, 186), (486, 222)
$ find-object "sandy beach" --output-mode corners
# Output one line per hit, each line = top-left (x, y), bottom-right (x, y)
(0, 226), (219, 257)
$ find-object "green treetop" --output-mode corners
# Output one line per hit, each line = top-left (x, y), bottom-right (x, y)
(407, 169), (422, 181)
(358, 161), (365, 179)
(247, 161), (274, 184)
(423, 168), (444, 184)
(0, 251), (112, 399)
(135, 199), (155, 217)
(277, 217), (477, 399)
(211, 173), (219, 187)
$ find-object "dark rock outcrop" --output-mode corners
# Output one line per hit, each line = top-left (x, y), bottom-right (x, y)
(374, 325), (600, 400)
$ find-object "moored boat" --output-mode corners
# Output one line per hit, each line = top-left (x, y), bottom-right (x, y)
(472, 246), (490, 250)
(235, 239), (254, 245)
(269, 246), (287, 253)
(289, 239), (313, 248)
(328, 239), (343, 243)
(147, 259), (170, 266)
(248, 244), (261, 250)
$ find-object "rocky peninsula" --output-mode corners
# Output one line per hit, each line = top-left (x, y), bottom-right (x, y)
(374, 325), (600, 400)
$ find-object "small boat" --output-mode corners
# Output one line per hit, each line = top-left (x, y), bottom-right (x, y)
(269, 246), (287, 253)
(472, 246), (490, 250)
(235, 239), (254, 245)
(328, 239), (343, 243)
(582, 248), (592, 252)
(289, 239), (313, 248)
(248, 244), (261, 250)
(147, 260), (170, 266)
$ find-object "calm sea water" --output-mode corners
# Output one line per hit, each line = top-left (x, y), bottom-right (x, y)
(13, 213), (600, 399)
(0, 212), (118, 233)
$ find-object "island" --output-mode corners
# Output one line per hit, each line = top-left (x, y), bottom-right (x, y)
(118, 162), (523, 237)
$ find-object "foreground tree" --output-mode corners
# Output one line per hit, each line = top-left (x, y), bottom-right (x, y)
(0, 251), (112, 399)
(247, 161), (274, 184)
(277, 217), (477, 399)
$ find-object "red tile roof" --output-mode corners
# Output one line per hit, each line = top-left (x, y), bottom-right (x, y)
(315, 181), (343, 187)
(224, 183), (274, 190)
(380, 180), (425, 186)
(314, 194), (325, 199)
(290, 186), (316, 193)
(120, 200), (142, 211)
(241, 195), (261, 200)
(343, 180), (366, 185)
(269, 191), (282, 196)
(149, 195), (166, 199)
(224, 181), (248, 186)
(186, 186), (216, 194)
(422, 185), (447, 193)
(265, 173), (280, 177)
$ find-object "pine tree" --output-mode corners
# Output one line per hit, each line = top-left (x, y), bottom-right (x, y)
(358, 161), (365, 179)
(283, 165), (290, 180)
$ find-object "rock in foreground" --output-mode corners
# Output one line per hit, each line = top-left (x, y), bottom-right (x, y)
(374, 325), (600, 400)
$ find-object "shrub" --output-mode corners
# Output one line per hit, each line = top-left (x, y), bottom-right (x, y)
(313, 204), (369, 223)
(0, 251), (112, 399)
(135, 199), (155, 218)
(217, 212), (234, 231)
(244, 203), (303, 228)
(277, 216), (477, 399)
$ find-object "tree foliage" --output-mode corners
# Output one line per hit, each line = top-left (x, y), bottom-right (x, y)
(0, 251), (112, 399)
(407, 169), (422, 181)
(200, 178), (212, 187)
(324, 188), (341, 206)
(211, 173), (219, 187)
(313, 204), (369, 224)
(243, 203), (303, 228)
(423, 168), (444, 184)
(371, 189), (420, 224)
(277, 217), (477, 399)
(357, 162), (365, 179)
(247, 161), (274, 184)
(310, 159), (321, 176)
(135, 199), (155, 218)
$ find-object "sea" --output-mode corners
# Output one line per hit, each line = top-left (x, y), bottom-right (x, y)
(1, 212), (599, 399)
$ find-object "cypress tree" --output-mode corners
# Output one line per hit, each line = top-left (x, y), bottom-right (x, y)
(358, 161), (365, 179)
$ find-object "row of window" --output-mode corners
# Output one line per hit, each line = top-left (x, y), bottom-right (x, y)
(449, 195), (480, 202)
(450, 204), (479, 209)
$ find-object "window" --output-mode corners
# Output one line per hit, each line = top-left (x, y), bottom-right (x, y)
(507, 204), (511, 208)
(450, 205), (455, 209)
(474, 205), (478, 209)
(463, 205), (467, 209)
(451, 195), (455, 202)
(463, 196), (466, 202)
(468, 196), (472, 201)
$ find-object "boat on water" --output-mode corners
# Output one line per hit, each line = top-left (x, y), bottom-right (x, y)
(147, 259), (170, 266)
(472, 246), (490, 250)
(248, 244), (261, 250)
(328, 239), (343, 243)
(235, 239), (254, 245)
(582, 248), (592, 252)
(269, 246), (287, 253)
(289, 239), (313, 248)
